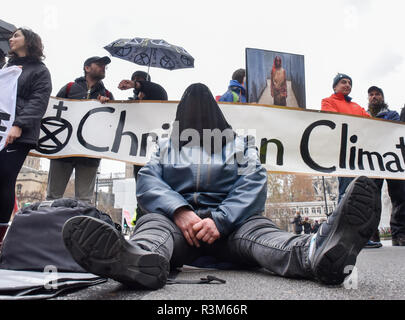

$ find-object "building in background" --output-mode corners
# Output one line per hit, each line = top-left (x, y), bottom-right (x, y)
(15, 156), (47, 208)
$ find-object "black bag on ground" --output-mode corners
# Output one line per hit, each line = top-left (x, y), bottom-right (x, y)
(0, 198), (115, 273)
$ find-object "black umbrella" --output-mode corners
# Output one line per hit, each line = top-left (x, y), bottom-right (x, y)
(104, 37), (194, 74)
(0, 19), (16, 55)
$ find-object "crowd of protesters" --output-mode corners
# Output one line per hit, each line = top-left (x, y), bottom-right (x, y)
(0, 26), (404, 291)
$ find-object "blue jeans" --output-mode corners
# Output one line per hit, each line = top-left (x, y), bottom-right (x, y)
(130, 213), (314, 279)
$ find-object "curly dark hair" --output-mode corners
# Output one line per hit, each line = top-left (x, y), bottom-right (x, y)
(9, 28), (45, 61)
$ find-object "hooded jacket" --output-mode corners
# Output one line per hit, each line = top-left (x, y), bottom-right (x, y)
(132, 80), (168, 100)
(136, 136), (268, 237)
(219, 80), (247, 103)
(136, 83), (267, 237)
(321, 93), (370, 117)
(7, 56), (52, 146)
(55, 76), (114, 165)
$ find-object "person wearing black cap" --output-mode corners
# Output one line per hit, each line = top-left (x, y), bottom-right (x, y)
(55, 56), (114, 101)
(118, 70), (167, 101)
(367, 86), (405, 246)
(118, 71), (168, 185)
(367, 86), (399, 120)
(46, 56), (114, 205)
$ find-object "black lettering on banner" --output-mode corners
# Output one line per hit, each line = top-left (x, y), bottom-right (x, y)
(349, 135), (358, 170)
(339, 123), (348, 169)
(111, 111), (138, 156)
(77, 107), (114, 152)
(357, 149), (385, 171)
(396, 137), (405, 164)
(260, 138), (284, 165)
(140, 132), (158, 157)
(383, 152), (404, 173)
(0, 112), (11, 142)
(300, 120), (336, 173)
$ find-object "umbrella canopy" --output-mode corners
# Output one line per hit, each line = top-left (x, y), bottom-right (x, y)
(0, 19), (16, 54)
(104, 37), (194, 71)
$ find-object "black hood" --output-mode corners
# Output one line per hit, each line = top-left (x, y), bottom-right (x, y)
(172, 83), (234, 151)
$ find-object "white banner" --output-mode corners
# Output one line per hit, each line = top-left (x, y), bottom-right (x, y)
(30, 98), (405, 180)
(0, 66), (22, 151)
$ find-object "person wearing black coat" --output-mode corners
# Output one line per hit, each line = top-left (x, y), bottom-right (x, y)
(118, 70), (168, 181)
(46, 56), (114, 205)
(0, 28), (52, 245)
(291, 212), (303, 235)
(118, 70), (168, 101)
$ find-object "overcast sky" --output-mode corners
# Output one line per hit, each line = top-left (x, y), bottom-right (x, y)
(3, 0), (405, 173)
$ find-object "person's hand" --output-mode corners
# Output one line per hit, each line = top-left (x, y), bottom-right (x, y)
(97, 95), (110, 104)
(173, 207), (202, 247)
(5, 126), (22, 147)
(193, 218), (220, 245)
(137, 92), (145, 100)
(118, 80), (135, 90)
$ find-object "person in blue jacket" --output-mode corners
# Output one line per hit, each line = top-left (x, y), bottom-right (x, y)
(218, 68), (246, 103)
(63, 83), (381, 290)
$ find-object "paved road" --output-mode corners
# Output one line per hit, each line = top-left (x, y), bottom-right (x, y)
(53, 240), (405, 301)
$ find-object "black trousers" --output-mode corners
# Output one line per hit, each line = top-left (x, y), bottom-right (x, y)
(339, 177), (405, 239)
(0, 143), (31, 223)
(130, 213), (314, 279)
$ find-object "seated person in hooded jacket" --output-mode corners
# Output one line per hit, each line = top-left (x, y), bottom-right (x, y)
(62, 83), (381, 290)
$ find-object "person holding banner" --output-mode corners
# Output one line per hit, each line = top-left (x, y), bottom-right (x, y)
(0, 28), (52, 246)
(63, 83), (382, 290)
(367, 86), (405, 246)
(118, 71), (168, 101)
(321, 74), (385, 248)
(321, 74), (371, 203)
(46, 56), (114, 205)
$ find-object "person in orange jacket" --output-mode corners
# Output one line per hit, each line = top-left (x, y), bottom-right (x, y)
(321, 73), (370, 201)
(321, 74), (382, 249)
(321, 73), (370, 117)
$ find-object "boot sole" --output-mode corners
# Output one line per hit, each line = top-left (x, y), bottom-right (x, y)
(311, 176), (381, 285)
(62, 216), (168, 289)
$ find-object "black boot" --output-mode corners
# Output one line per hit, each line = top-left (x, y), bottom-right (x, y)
(309, 176), (381, 285)
(62, 216), (169, 289)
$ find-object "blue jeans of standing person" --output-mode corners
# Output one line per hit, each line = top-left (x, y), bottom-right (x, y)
(338, 177), (405, 240)
(130, 213), (314, 279)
